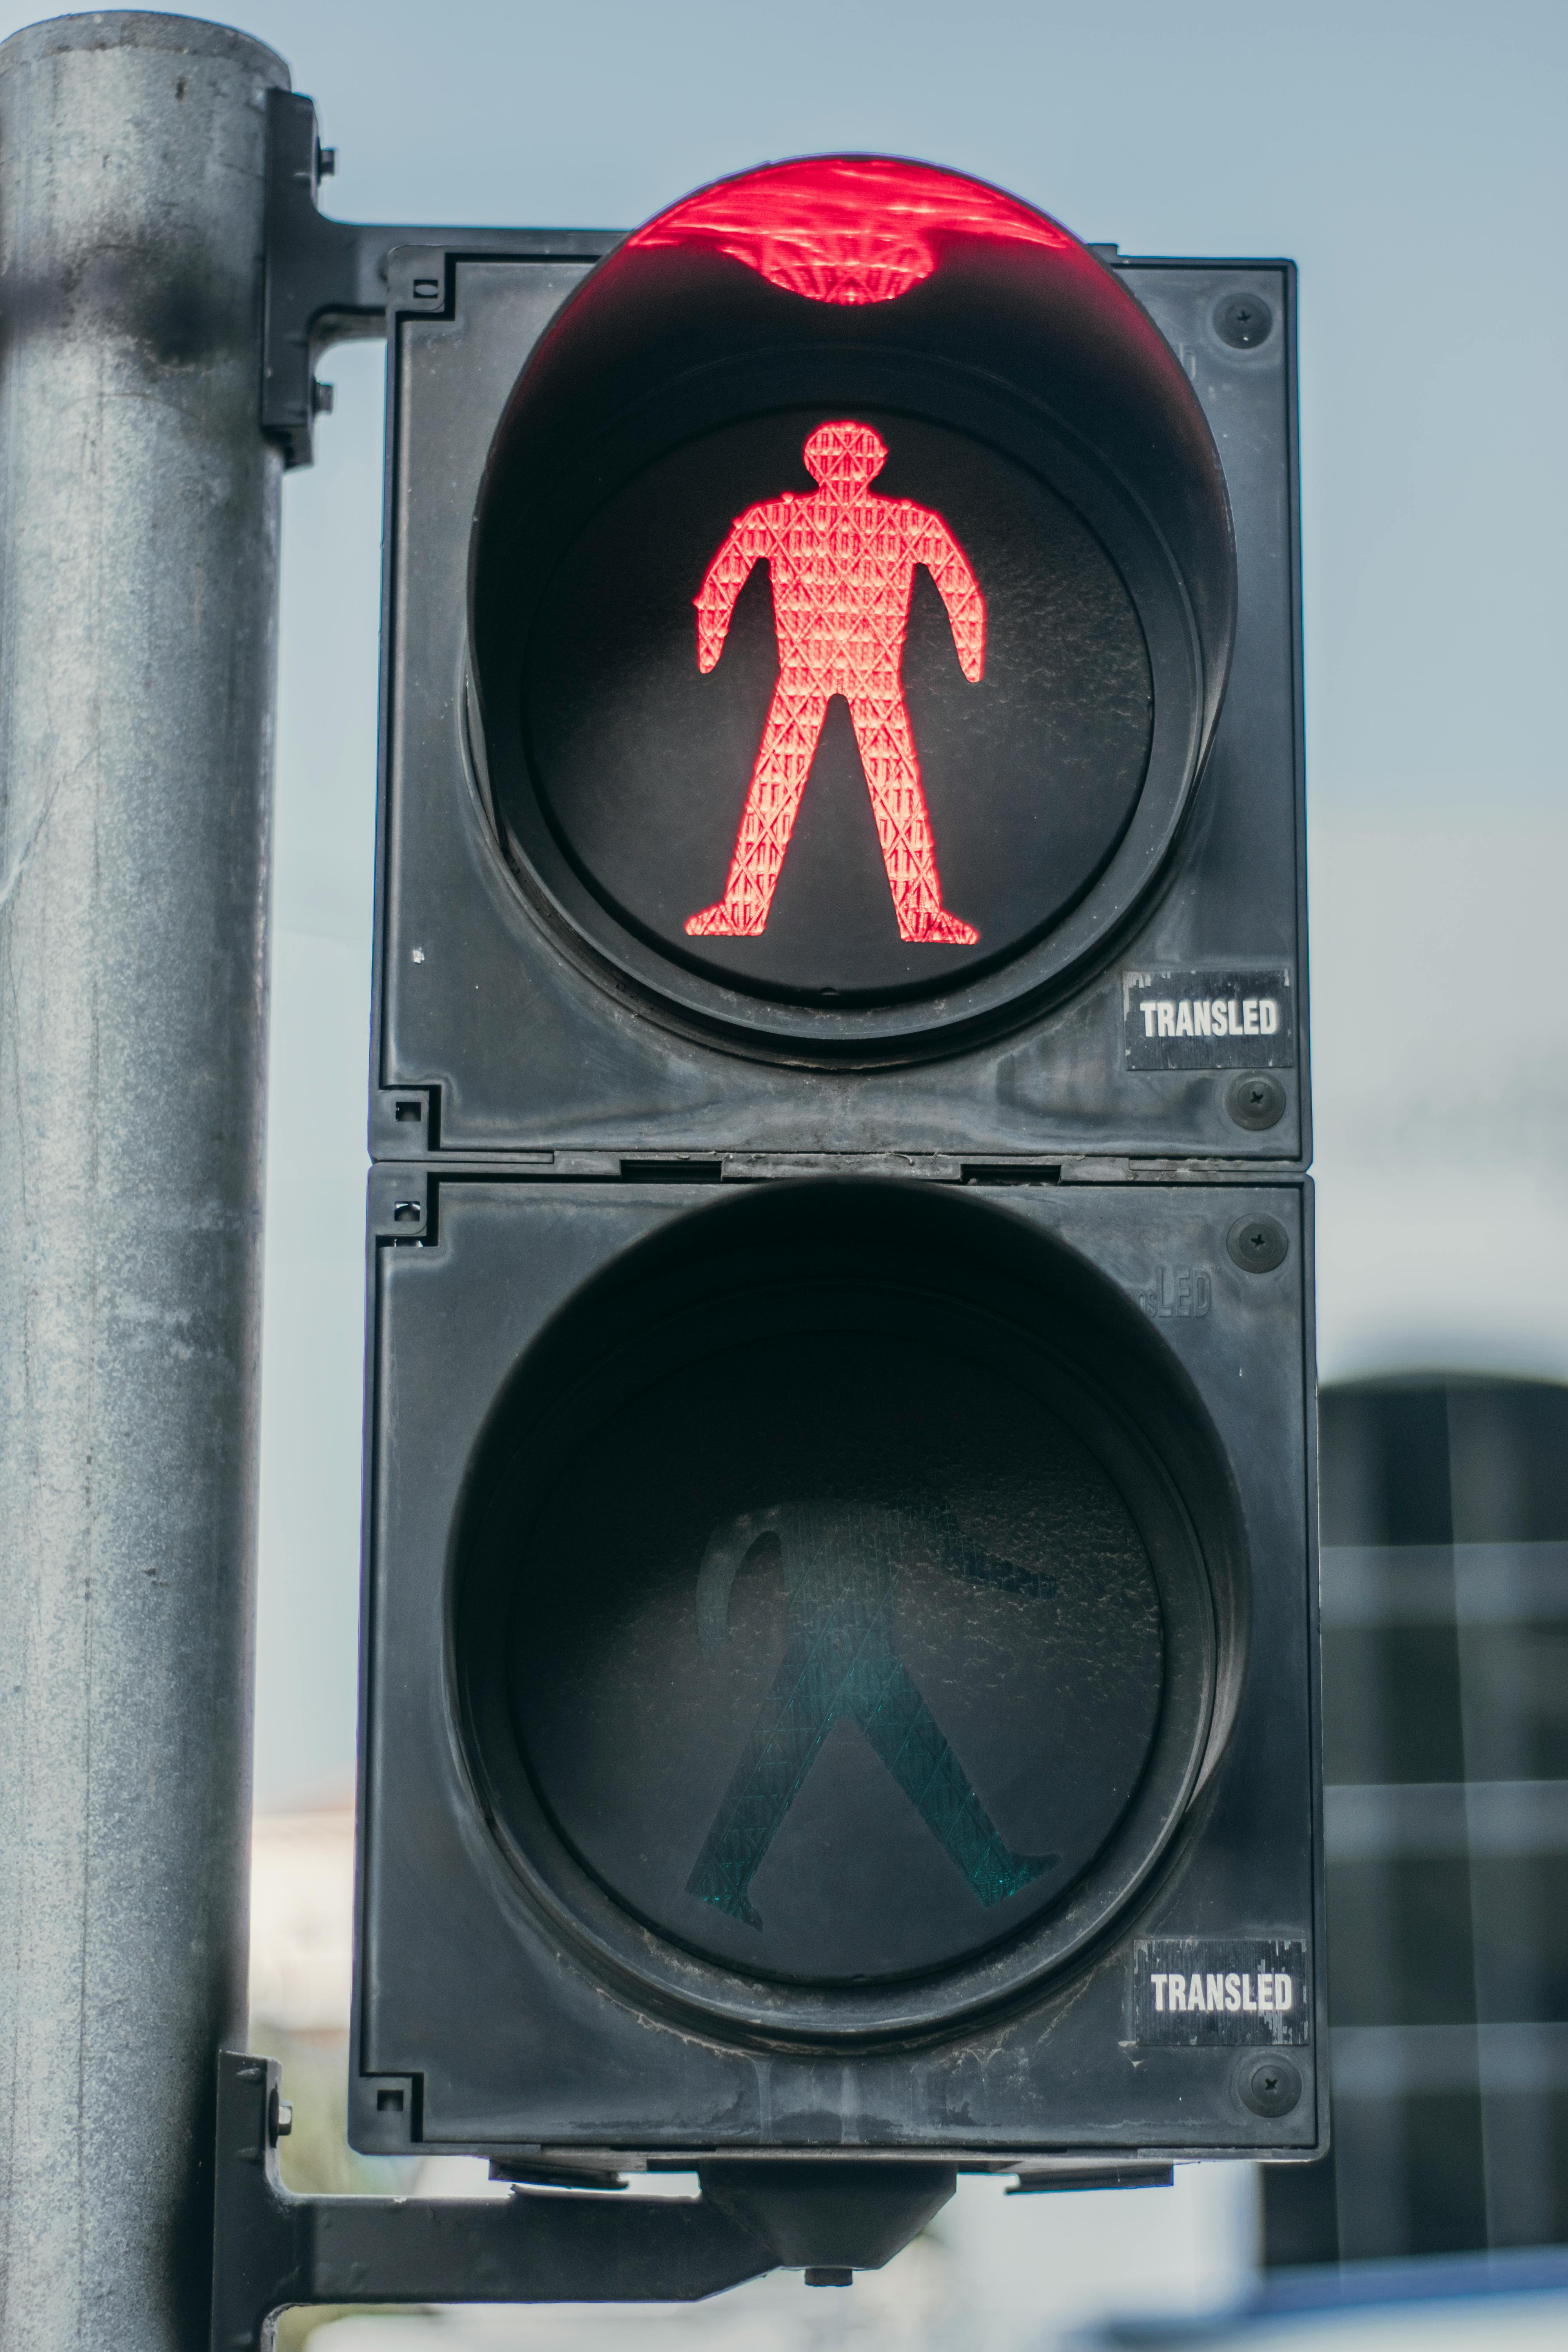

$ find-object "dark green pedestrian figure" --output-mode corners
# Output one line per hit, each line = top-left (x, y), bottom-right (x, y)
(688, 1501), (1058, 1930)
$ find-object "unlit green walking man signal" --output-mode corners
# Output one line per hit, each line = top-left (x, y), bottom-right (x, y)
(687, 1501), (1059, 1929)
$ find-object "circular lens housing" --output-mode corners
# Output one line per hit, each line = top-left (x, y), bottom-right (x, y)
(469, 158), (1235, 1059)
(454, 1184), (1245, 2043)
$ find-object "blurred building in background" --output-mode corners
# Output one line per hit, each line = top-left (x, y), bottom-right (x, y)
(1267, 1376), (1568, 2268)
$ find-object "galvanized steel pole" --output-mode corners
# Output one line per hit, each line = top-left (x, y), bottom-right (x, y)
(0, 14), (288, 2345)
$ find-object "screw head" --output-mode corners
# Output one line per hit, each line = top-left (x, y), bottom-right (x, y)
(1237, 2053), (1302, 2118)
(1214, 292), (1274, 349)
(1225, 1072), (1287, 1131)
(804, 2269), (854, 2288)
(1227, 1213), (1289, 1273)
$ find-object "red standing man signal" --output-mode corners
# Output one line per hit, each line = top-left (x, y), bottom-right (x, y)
(685, 420), (985, 945)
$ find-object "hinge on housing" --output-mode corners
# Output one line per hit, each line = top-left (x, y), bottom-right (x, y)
(368, 1166), (432, 1242)
(371, 1086), (438, 1157)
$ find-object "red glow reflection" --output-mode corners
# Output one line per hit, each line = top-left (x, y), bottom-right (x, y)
(628, 154), (1071, 307)
(685, 421), (984, 947)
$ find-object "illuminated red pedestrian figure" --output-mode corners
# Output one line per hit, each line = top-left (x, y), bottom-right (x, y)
(684, 420), (985, 944)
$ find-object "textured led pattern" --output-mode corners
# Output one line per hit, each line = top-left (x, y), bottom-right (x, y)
(628, 154), (1071, 308)
(686, 421), (985, 946)
(687, 1501), (1058, 1931)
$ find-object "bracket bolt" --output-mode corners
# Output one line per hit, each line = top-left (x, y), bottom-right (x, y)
(1237, 2054), (1301, 2117)
(1225, 1071), (1286, 1131)
(1227, 1214), (1289, 1273)
(1214, 292), (1274, 349)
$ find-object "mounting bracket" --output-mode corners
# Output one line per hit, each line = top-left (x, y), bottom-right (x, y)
(211, 2052), (956, 2347)
(261, 89), (616, 466)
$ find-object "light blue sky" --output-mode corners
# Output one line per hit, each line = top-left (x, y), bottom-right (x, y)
(7, 3), (1563, 1797)
(258, 0), (1566, 819)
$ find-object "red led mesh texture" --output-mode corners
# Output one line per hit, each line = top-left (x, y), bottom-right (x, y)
(685, 422), (984, 947)
(629, 154), (1071, 308)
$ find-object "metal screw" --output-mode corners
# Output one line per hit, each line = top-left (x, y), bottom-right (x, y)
(805, 2269), (853, 2288)
(1227, 1213), (1289, 1273)
(310, 379), (334, 417)
(1237, 2053), (1302, 2117)
(1214, 292), (1274, 349)
(317, 144), (336, 178)
(392, 1201), (422, 1225)
(1225, 1072), (1286, 1131)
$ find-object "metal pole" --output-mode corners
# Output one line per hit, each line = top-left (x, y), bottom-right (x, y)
(0, 14), (288, 2346)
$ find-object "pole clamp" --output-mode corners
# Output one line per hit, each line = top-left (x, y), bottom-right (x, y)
(261, 90), (616, 466)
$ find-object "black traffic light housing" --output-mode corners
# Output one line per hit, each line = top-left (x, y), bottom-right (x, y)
(353, 157), (1321, 2178)
(372, 163), (1305, 1163)
(465, 172), (1231, 1044)
(356, 1169), (1316, 2166)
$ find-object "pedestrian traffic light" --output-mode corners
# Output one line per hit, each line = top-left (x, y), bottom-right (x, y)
(354, 156), (1320, 2186)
